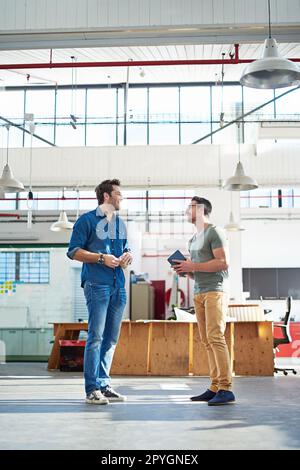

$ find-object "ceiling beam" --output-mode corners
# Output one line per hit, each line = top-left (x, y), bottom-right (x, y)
(1, 25), (300, 51)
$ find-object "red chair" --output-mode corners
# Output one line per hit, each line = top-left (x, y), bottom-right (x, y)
(274, 297), (297, 376)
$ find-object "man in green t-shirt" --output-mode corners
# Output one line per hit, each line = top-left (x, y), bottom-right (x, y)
(173, 196), (235, 406)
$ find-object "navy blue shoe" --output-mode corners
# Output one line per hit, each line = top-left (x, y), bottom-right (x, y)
(207, 390), (235, 406)
(190, 389), (216, 402)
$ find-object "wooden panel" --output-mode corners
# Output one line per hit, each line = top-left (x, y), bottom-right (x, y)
(48, 320), (274, 375)
(47, 324), (65, 370)
(48, 323), (87, 369)
(148, 322), (190, 376)
(111, 322), (150, 376)
(234, 322), (274, 376)
(192, 322), (234, 376)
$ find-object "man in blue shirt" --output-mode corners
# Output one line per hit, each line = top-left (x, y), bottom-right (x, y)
(67, 179), (132, 405)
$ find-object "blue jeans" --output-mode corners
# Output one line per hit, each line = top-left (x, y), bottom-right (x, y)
(83, 281), (127, 395)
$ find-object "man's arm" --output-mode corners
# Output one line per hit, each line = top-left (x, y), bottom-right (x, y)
(73, 249), (120, 268)
(119, 237), (133, 268)
(118, 221), (133, 268)
(72, 249), (100, 263)
(193, 246), (229, 272)
(173, 247), (229, 274)
(66, 216), (120, 268)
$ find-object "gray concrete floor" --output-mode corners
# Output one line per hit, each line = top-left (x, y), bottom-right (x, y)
(0, 362), (300, 450)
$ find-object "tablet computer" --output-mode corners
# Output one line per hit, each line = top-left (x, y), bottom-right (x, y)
(167, 250), (186, 266)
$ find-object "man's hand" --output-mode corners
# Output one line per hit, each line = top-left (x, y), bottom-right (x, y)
(119, 252), (133, 269)
(172, 259), (195, 274)
(103, 254), (120, 268)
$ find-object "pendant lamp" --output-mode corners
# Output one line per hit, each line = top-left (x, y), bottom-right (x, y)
(240, 0), (300, 89)
(0, 125), (24, 193)
(50, 211), (74, 232)
(50, 188), (74, 231)
(223, 124), (258, 191)
(224, 211), (245, 232)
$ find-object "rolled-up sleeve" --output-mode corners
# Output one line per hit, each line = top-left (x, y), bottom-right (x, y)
(119, 219), (131, 254)
(123, 239), (131, 253)
(210, 227), (228, 250)
(66, 215), (90, 260)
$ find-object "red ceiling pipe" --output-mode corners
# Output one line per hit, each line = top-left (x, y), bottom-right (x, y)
(0, 59), (248, 69)
(0, 44), (299, 70)
(0, 57), (299, 70)
(0, 213), (20, 218)
(0, 196), (193, 201)
(0, 195), (297, 201)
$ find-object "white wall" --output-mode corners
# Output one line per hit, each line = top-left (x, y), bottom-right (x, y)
(260, 299), (300, 322)
(241, 215), (300, 321)
(4, 142), (300, 189)
(0, 212), (75, 244)
(1, 0), (299, 34)
(242, 218), (300, 268)
(0, 248), (73, 328)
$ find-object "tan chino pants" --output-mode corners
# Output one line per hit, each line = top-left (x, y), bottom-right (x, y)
(194, 291), (232, 392)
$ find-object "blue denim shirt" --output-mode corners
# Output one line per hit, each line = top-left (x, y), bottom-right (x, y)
(67, 206), (130, 288)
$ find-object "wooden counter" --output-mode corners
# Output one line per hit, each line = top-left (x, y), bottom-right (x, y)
(48, 320), (274, 376)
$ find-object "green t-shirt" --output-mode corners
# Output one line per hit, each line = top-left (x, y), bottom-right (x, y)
(188, 224), (229, 294)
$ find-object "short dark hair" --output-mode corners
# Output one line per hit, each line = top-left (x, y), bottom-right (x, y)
(191, 196), (212, 216)
(95, 179), (121, 205)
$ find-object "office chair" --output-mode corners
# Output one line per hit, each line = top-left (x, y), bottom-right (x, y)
(273, 296), (297, 376)
(260, 296), (272, 315)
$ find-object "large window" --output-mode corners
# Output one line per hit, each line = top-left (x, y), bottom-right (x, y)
(3, 187), (300, 213)
(1, 82), (299, 148)
(0, 251), (50, 284)
(0, 90), (25, 147)
(243, 88), (275, 143)
(126, 88), (148, 145)
(86, 88), (117, 146)
(275, 86), (300, 118)
(240, 188), (300, 209)
(24, 90), (55, 146)
(212, 86), (243, 144)
(149, 87), (179, 145)
(243, 268), (300, 300)
(55, 89), (86, 146)
(180, 86), (211, 144)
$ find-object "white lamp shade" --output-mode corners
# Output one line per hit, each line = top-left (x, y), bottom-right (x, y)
(0, 164), (25, 193)
(224, 211), (245, 232)
(223, 162), (258, 191)
(240, 38), (300, 89)
(50, 211), (74, 232)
